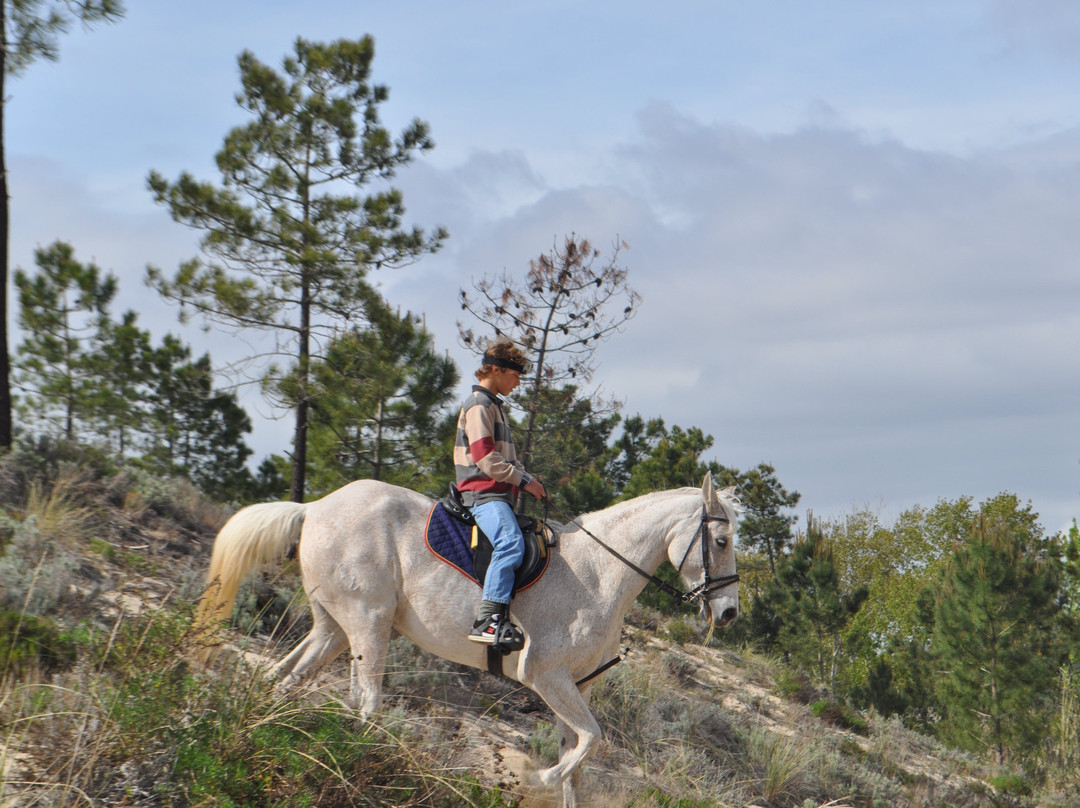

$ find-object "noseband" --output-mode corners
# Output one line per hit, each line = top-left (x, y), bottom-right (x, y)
(674, 505), (741, 603)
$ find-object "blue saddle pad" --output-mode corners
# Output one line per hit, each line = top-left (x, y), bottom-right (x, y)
(425, 502), (479, 583)
(424, 501), (552, 592)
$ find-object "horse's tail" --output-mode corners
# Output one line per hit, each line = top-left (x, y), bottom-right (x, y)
(193, 501), (309, 662)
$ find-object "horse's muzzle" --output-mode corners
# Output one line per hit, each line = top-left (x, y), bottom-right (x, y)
(702, 601), (739, 628)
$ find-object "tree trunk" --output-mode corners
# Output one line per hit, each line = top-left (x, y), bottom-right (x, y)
(290, 275), (311, 503)
(0, 13), (13, 450)
(516, 293), (558, 512)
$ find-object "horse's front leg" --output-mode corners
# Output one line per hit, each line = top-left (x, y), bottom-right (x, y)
(556, 717), (585, 808)
(530, 675), (601, 805)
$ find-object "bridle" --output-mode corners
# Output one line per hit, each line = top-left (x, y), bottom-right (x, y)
(546, 499), (739, 604)
(540, 496), (740, 687)
(673, 505), (741, 603)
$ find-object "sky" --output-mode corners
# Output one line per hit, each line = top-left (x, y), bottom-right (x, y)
(7, 1), (1080, 534)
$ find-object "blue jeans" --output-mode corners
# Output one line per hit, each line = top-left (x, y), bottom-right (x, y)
(471, 500), (525, 605)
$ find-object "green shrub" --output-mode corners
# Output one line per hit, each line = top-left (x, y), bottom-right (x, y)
(0, 608), (76, 676)
(528, 720), (559, 766)
(990, 773), (1033, 796)
(810, 699), (869, 735)
(666, 617), (695, 646)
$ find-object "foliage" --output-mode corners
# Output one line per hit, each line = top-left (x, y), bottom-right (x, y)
(927, 495), (1068, 764)
(754, 519), (869, 693)
(1063, 520), (1080, 621)
(148, 36), (446, 501)
(714, 462), (801, 582)
(514, 384), (621, 515)
(13, 241), (119, 441)
(0, 511), (81, 615)
(2, 603), (515, 807)
(618, 417), (716, 499)
(2, 0), (124, 76)
(0, 608), (76, 676)
(302, 300), (459, 497)
(141, 336), (255, 498)
(13, 244), (259, 501)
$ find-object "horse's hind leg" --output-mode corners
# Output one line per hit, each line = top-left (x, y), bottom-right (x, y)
(273, 599), (348, 691)
(338, 602), (396, 717)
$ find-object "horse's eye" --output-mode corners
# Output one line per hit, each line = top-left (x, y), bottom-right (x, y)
(715, 536), (728, 549)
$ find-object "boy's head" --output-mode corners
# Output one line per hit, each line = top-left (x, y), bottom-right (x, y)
(476, 339), (528, 381)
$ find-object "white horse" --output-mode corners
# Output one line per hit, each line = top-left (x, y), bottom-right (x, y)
(196, 472), (740, 808)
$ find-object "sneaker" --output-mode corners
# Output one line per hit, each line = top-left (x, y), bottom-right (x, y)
(467, 615), (525, 650)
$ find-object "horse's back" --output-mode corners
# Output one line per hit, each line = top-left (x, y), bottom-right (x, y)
(300, 479), (432, 563)
(313, 479), (432, 521)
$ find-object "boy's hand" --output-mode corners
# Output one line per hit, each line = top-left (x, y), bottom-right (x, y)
(524, 478), (548, 501)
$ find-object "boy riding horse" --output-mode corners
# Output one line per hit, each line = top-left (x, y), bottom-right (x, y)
(454, 339), (548, 649)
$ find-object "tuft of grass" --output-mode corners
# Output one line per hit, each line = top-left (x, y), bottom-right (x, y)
(745, 725), (817, 804)
(20, 469), (95, 548)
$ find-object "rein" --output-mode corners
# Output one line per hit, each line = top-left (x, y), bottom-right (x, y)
(544, 499), (740, 604)
(531, 496), (740, 688)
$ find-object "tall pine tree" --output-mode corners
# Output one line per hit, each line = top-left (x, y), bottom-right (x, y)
(0, 0), (124, 448)
(148, 36), (445, 501)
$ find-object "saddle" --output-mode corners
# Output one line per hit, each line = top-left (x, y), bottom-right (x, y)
(425, 485), (553, 595)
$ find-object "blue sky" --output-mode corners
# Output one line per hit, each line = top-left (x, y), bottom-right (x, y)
(8, 1), (1080, 533)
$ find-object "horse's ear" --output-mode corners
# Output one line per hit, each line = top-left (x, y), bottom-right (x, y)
(701, 471), (717, 505)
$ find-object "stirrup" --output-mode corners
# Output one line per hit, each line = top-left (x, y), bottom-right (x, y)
(468, 615), (524, 652)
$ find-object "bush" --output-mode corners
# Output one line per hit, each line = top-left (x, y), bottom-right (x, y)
(0, 608), (76, 676)
(811, 699), (869, 735)
(0, 513), (80, 615)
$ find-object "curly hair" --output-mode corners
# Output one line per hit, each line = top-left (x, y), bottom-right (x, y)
(475, 339), (528, 381)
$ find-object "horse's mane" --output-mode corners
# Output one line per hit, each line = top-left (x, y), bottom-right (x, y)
(564, 483), (744, 532)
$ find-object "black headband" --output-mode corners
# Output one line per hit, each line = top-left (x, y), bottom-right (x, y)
(483, 354), (526, 373)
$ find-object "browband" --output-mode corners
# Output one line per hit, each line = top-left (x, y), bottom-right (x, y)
(483, 354), (526, 373)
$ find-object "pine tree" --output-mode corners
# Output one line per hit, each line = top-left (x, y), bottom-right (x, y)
(459, 235), (638, 495)
(619, 420), (715, 498)
(715, 463), (800, 578)
(301, 300), (458, 497)
(148, 36), (445, 501)
(767, 519), (868, 692)
(930, 496), (1065, 763)
(89, 309), (151, 454)
(513, 385), (621, 514)
(14, 241), (117, 440)
(143, 336), (255, 499)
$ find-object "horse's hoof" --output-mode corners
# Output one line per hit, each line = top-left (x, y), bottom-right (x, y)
(536, 766), (561, 789)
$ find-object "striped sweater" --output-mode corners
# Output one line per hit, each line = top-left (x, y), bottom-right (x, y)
(454, 385), (531, 506)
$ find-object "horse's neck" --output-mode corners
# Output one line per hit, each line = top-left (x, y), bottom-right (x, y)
(580, 490), (695, 574)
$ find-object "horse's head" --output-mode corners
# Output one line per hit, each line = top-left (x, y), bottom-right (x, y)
(668, 472), (741, 628)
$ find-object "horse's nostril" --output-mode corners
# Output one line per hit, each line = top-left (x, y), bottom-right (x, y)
(721, 607), (738, 624)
